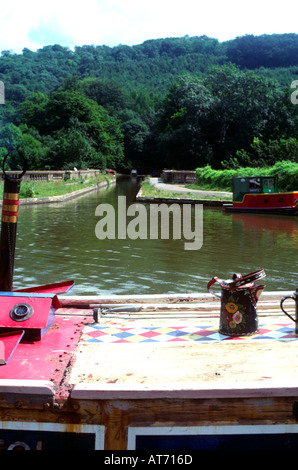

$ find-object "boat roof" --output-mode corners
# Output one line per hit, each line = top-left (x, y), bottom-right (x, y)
(1, 291), (297, 400)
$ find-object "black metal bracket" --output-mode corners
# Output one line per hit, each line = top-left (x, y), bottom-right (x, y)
(2, 152), (27, 181)
(292, 401), (298, 421)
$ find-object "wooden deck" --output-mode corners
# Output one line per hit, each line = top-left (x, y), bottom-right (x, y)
(1, 291), (298, 450)
(68, 292), (297, 394)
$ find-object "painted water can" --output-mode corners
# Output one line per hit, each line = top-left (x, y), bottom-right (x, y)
(207, 269), (266, 336)
(280, 288), (298, 334)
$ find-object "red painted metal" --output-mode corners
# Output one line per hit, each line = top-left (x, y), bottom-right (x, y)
(15, 280), (75, 294)
(233, 191), (298, 210)
(0, 311), (90, 389)
(0, 330), (24, 365)
(0, 293), (61, 342)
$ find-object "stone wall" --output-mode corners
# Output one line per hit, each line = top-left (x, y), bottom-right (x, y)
(162, 170), (196, 183)
(0, 169), (102, 181)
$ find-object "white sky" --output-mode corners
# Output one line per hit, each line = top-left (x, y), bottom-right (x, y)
(0, 0), (297, 54)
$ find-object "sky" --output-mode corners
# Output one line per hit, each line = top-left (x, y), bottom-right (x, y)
(0, 0), (297, 54)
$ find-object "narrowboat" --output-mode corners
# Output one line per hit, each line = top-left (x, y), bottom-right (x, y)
(223, 175), (298, 215)
(1, 289), (298, 451)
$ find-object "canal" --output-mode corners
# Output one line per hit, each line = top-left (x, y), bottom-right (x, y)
(13, 176), (297, 296)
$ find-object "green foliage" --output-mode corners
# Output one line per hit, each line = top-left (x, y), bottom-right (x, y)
(195, 161), (298, 192)
(14, 174), (110, 199)
(1, 34), (298, 173)
(266, 160), (298, 191)
(20, 182), (37, 198)
(81, 78), (130, 114)
(19, 89), (124, 170)
(19, 92), (48, 129)
(229, 137), (298, 168)
(156, 74), (215, 169)
(195, 165), (239, 191)
(1, 34), (298, 104)
(203, 64), (292, 163)
(155, 64), (295, 169)
(226, 34), (298, 69)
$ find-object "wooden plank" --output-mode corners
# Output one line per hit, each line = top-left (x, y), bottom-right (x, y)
(71, 380), (298, 400)
(0, 380), (54, 396)
(60, 291), (293, 304)
(66, 292), (296, 403)
(69, 303), (298, 401)
(69, 395), (297, 450)
(69, 340), (298, 392)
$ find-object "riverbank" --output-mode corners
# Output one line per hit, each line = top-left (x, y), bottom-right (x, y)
(0, 175), (116, 205)
(136, 177), (232, 205)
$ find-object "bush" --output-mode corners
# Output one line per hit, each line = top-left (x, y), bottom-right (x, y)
(267, 161), (298, 191)
(195, 161), (298, 192)
(19, 182), (38, 198)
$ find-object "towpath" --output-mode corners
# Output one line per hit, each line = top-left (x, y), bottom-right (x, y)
(148, 177), (232, 199)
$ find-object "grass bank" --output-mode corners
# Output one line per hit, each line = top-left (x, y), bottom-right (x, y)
(193, 161), (298, 192)
(0, 174), (113, 199)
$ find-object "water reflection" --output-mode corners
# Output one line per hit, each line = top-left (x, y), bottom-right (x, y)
(12, 177), (297, 296)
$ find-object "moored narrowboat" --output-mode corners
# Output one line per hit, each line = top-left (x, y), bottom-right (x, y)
(223, 176), (298, 215)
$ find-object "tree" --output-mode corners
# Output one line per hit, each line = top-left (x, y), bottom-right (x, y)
(81, 78), (130, 114)
(41, 90), (100, 133)
(2, 34), (298, 173)
(226, 34), (298, 69)
(0, 123), (22, 154)
(120, 114), (150, 170)
(20, 92), (49, 130)
(202, 64), (293, 166)
(232, 137), (298, 167)
(18, 128), (48, 169)
(156, 74), (215, 168)
(20, 89), (124, 170)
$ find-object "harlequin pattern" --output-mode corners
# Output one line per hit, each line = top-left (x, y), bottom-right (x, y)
(80, 323), (298, 343)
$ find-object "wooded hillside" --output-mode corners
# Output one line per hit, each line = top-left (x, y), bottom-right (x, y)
(1, 33), (298, 173)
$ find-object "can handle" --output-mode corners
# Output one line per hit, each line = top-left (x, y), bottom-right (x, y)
(280, 296), (296, 323)
(207, 277), (224, 298)
(228, 269), (266, 288)
(207, 272), (255, 296)
(207, 274), (243, 298)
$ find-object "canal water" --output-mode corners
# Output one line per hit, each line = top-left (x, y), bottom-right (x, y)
(13, 177), (297, 296)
